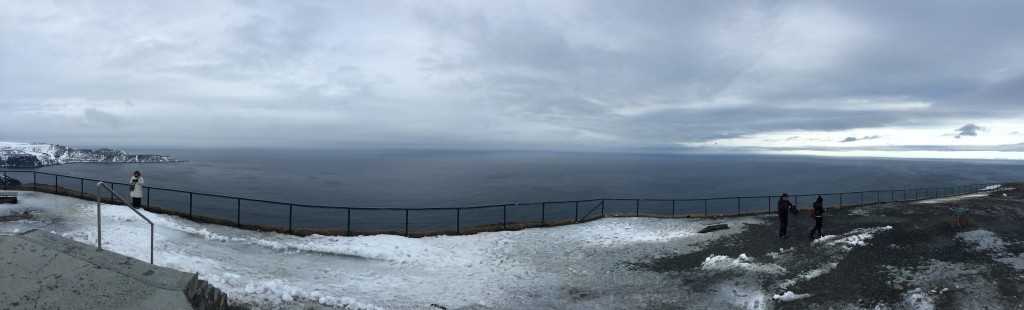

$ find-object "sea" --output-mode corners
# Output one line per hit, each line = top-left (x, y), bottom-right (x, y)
(9, 148), (1023, 208)
(5, 149), (1023, 232)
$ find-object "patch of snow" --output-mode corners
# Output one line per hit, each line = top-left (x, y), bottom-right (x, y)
(901, 289), (935, 310)
(957, 229), (1024, 272)
(956, 229), (1007, 252)
(701, 253), (785, 274)
(812, 226), (892, 250)
(915, 193), (989, 204)
(779, 262), (839, 289)
(996, 253), (1024, 271)
(771, 291), (810, 302)
(982, 185), (1002, 191)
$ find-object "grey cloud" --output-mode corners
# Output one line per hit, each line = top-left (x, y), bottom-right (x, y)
(2, 1), (1024, 152)
(840, 135), (881, 143)
(81, 108), (123, 129)
(955, 124), (984, 139)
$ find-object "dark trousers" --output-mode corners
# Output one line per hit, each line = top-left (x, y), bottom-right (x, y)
(132, 197), (142, 209)
(809, 217), (823, 237)
(778, 214), (788, 237)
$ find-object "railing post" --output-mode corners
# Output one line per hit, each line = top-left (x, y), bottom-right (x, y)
(736, 197), (740, 215)
(601, 199), (605, 216)
(146, 188), (149, 207)
(671, 200), (676, 218)
(635, 199), (640, 215)
(288, 204), (293, 234)
(2, 171), (5, 190)
(704, 199), (708, 217)
(346, 209), (352, 236)
(405, 209), (409, 237)
(188, 193), (193, 219)
(503, 205), (507, 230)
(32, 172), (36, 191)
(96, 183), (102, 251)
(456, 209), (461, 235)
(542, 202), (546, 225)
(840, 193), (843, 207)
(80, 178), (84, 199)
(236, 199), (241, 227)
(574, 201), (579, 222)
(54, 174), (57, 194)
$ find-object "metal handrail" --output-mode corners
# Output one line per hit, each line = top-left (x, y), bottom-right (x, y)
(0, 170), (1003, 235)
(96, 182), (154, 264)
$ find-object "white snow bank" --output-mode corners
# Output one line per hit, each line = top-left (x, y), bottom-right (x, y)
(772, 291), (810, 302)
(701, 253), (785, 274)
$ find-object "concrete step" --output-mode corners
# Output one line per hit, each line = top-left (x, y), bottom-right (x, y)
(0, 229), (227, 309)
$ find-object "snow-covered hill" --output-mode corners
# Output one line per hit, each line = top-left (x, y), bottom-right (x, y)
(0, 142), (182, 168)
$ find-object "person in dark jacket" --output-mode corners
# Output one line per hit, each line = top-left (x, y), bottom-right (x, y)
(809, 195), (824, 239)
(777, 193), (797, 238)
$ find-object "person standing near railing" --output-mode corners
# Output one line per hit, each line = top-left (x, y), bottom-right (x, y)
(777, 193), (797, 238)
(130, 170), (145, 209)
(808, 195), (824, 239)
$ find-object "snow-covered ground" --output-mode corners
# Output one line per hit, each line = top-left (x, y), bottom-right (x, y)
(0, 191), (762, 309)
(2, 187), (1017, 309)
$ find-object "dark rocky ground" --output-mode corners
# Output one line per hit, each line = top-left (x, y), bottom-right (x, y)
(640, 185), (1024, 309)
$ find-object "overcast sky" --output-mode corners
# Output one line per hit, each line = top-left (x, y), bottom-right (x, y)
(2, 1), (1023, 159)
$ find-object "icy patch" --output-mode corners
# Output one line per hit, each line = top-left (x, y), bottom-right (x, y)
(956, 229), (1007, 252)
(887, 259), (984, 289)
(771, 291), (810, 302)
(701, 253), (785, 274)
(766, 247), (794, 260)
(571, 217), (754, 247)
(982, 184), (1002, 191)
(957, 229), (1024, 271)
(996, 253), (1024, 271)
(849, 207), (874, 216)
(915, 193), (989, 204)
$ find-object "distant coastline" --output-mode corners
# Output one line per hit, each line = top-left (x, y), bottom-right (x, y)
(0, 142), (184, 168)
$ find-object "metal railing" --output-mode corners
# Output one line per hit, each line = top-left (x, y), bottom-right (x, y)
(0, 170), (1006, 237)
(96, 182), (154, 264)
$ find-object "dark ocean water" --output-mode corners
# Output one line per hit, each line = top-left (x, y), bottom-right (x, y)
(6, 149), (1023, 232)
(11, 149), (1024, 208)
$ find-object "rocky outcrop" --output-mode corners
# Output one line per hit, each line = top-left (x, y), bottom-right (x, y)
(0, 175), (20, 186)
(0, 142), (182, 168)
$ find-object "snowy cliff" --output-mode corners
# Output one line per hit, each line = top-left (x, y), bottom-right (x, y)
(0, 142), (182, 168)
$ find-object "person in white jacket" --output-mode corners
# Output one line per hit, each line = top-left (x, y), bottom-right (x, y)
(130, 170), (145, 209)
